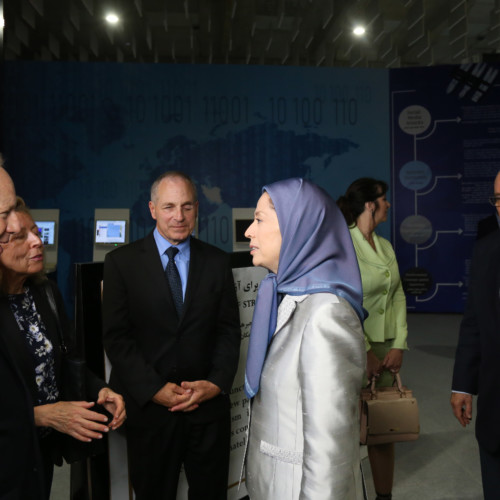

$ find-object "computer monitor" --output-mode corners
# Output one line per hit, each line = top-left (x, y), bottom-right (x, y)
(35, 220), (56, 246)
(232, 208), (254, 252)
(95, 220), (127, 244)
(234, 219), (253, 244)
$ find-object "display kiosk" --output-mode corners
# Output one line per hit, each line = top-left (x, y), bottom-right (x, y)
(31, 208), (60, 273)
(232, 208), (254, 252)
(93, 208), (130, 262)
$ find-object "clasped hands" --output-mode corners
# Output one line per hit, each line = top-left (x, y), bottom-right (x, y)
(153, 380), (221, 412)
(34, 387), (126, 443)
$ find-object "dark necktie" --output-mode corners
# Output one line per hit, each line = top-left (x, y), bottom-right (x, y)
(165, 246), (183, 316)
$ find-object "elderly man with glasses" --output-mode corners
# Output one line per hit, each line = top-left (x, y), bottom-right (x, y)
(451, 169), (500, 499)
(477, 170), (500, 239)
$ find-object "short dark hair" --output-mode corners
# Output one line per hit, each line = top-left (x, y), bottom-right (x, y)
(150, 171), (198, 203)
(337, 178), (388, 226)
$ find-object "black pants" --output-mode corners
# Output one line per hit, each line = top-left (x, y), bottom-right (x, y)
(39, 436), (55, 500)
(479, 444), (500, 500)
(127, 413), (231, 500)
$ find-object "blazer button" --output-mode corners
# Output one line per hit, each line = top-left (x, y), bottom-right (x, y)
(385, 271), (390, 278)
(383, 289), (388, 295)
(378, 308), (384, 314)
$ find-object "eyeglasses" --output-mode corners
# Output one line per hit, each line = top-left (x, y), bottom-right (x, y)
(489, 196), (500, 206)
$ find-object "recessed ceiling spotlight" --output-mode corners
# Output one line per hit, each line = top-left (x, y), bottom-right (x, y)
(105, 13), (120, 24)
(353, 26), (366, 36)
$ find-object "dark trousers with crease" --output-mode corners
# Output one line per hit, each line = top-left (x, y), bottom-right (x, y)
(479, 444), (500, 500)
(39, 436), (55, 500)
(127, 412), (231, 500)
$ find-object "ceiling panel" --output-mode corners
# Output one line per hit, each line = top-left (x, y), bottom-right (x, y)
(1, 0), (499, 67)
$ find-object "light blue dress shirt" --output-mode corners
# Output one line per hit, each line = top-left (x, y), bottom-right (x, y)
(153, 228), (190, 299)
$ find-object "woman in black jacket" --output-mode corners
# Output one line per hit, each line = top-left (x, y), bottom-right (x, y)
(0, 199), (126, 499)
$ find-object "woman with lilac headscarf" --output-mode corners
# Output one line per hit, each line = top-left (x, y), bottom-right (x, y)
(243, 178), (366, 500)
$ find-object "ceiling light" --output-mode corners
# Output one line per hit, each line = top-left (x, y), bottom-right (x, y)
(105, 13), (120, 25)
(353, 26), (366, 36)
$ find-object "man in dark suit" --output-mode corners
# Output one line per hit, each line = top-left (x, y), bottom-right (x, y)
(451, 229), (500, 499)
(0, 163), (45, 499)
(476, 170), (500, 239)
(103, 171), (241, 499)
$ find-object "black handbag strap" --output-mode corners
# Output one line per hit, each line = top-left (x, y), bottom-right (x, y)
(43, 281), (68, 354)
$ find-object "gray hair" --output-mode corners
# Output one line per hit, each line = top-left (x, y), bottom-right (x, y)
(150, 171), (198, 203)
(0, 197), (47, 295)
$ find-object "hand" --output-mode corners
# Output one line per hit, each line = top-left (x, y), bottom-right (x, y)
(152, 382), (193, 409)
(450, 392), (473, 427)
(169, 380), (221, 413)
(34, 401), (110, 442)
(382, 348), (404, 374)
(366, 349), (382, 380)
(97, 387), (126, 430)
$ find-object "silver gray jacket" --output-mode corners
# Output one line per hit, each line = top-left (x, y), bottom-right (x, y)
(245, 293), (365, 500)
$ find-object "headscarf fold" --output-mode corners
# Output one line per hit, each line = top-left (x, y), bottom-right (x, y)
(244, 178), (364, 399)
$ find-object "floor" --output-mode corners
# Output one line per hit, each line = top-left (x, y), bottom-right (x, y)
(50, 313), (484, 499)
(362, 313), (483, 500)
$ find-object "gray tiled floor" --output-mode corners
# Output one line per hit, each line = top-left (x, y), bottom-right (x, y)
(363, 313), (483, 500)
(50, 313), (484, 499)
(50, 465), (70, 500)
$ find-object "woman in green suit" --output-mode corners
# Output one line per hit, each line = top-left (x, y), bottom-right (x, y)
(338, 178), (408, 500)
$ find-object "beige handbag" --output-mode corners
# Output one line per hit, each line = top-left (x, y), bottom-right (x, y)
(359, 373), (419, 445)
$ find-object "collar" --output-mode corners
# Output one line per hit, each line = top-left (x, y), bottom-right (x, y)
(350, 225), (380, 250)
(274, 294), (308, 335)
(153, 228), (191, 260)
(350, 225), (394, 266)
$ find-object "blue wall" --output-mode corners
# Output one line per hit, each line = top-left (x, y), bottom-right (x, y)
(390, 63), (500, 312)
(1, 61), (390, 307)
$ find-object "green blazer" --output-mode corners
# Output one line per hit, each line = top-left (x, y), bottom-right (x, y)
(350, 226), (408, 351)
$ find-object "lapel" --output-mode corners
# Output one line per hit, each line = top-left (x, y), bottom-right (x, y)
(182, 237), (203, 321)
(494, 243), (500, 327)
(273, 295), (308, 338)
(351, 227), (393, 269)
(31, 283), (64, 378)
(0, 297), (38, 400)
(141, 231), (179, 317)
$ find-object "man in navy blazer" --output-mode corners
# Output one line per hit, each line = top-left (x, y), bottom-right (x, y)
(451, 229), (500, 499)
(103, 171), (240, 499)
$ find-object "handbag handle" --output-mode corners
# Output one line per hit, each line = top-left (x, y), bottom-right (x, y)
(368, 372), (407, 398)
